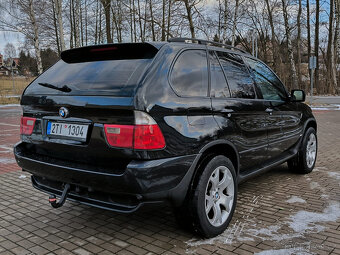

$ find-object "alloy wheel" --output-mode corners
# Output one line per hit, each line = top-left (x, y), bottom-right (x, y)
(205, 166), (235, 227)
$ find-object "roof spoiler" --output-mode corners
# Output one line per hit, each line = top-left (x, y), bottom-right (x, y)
(61, 43), (159, 64)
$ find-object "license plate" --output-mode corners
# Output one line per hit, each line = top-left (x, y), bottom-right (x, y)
(47, 122), (88, 140)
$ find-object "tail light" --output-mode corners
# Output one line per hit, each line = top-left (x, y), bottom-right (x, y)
(104, 125), (134, 148)
(104, 111), (165, 150)
(20, 116), (36, 135)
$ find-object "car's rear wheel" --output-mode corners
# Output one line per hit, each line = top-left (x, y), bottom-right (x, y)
(288, 127), (317, 174)
(175, 155), (237, 238)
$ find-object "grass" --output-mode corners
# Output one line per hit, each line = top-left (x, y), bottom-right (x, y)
(0, 77), (35, 104)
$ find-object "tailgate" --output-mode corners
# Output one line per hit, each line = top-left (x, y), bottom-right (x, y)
(20, 95), (135, 172)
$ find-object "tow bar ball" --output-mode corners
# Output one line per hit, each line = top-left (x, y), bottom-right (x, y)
(48, 183), (71, 208)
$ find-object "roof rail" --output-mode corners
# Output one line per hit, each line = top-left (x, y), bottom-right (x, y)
(168, 37), (249, 55)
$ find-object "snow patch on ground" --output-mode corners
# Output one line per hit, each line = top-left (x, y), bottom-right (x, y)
(255, 247), (311, 255)
(0, 157), (16, 164)
(313, 166), (328, 171)
(187, 201), (340, 251)
(0, 104), (20, 108)
(311, 105), (340, 111)
(327, 171), (340, 180)
(288, 202), (340, 233)
(309, 181), (319, 189)
(286, 196), (306, 204)
(246, 225), (302, 242)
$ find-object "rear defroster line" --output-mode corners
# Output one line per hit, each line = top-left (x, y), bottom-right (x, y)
(48, 183), (70, 208)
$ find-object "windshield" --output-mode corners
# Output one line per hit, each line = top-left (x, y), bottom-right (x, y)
(24, 58), (152, 96)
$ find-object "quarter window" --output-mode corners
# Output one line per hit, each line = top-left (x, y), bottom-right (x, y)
(217, 52), (256, 99)
(209, 51), (230, 98)
(171, 50), (208, 97)
(245, 57), (287, 101)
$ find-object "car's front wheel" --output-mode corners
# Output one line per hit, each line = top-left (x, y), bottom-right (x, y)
(288, 127), (317, 174)
(175, 155), (237, 238)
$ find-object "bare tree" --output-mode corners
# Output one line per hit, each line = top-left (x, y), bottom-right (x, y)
(296, 0), (302, 88)
(177, 0), (195, 38)
(281, 0), (298, 89)
(336, 0), (340, 70)
(4, 43), (16, 60)
(0, 0), (43, 73)
(327, 0), (337, 94)
(314, 0), (320, 92)
(231, 0), (239, 47)
(306, 0), (311, 92)
(100, 0), (113, 43)
(28, 0), (43, 74)
(265, 0), (279, 72)
(55, 0), (66, 51)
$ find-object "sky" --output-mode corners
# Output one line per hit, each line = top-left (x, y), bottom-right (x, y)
(0, 31), (23, 56)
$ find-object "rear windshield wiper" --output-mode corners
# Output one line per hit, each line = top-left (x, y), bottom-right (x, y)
(38, 82), (72, 93)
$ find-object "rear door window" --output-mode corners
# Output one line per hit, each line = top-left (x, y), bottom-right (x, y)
(209, 51), (230, 98)
(170, 50), (208, 97)
(244, 57), (287, 101)
(217, 51), (256, 99)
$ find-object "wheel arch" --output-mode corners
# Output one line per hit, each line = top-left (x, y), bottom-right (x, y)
(190, 140), (240, 189)
(304, 118), (317, 133)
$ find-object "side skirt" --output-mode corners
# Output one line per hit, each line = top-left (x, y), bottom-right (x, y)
(237, 137), (302, 184)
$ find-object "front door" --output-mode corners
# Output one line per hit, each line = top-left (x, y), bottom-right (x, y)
(243, 57), (302, 159)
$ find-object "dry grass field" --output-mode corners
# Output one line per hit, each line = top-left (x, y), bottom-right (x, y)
(0, 77), (35, 104)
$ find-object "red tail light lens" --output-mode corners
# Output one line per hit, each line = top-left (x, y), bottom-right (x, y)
(134, 124), (165, 150)
(20, 116), (36, 135)
(104, 124), (134, 148)
(104, 112), (166, 150)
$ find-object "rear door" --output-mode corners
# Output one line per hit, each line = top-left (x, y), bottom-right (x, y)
(210, 51), (268, 172)
(168, 48), (215, 151)
(244, 57), (303, 159)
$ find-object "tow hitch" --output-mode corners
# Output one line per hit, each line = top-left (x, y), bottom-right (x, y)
(48, 183), (70, 208)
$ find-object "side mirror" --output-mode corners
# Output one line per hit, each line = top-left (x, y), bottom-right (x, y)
(291, 89), (305, 102)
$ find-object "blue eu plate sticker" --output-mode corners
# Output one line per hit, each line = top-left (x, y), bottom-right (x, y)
(47, 122), (51, 134)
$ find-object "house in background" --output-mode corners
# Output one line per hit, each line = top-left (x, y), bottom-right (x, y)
(0, 53), (20, 76)
(0, 53), (11, 76)
(0, 65), (11, 76)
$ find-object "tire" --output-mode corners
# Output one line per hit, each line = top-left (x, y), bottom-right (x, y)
(175, 155), (237, 238)
(288, 127), (317, 174)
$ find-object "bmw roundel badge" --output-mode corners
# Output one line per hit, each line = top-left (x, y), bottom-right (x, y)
(59, 107), (69, 118)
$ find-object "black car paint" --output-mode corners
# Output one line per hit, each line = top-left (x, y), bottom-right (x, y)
(14, 42), (316, 212)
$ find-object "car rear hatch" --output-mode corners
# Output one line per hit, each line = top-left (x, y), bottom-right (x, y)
(19, 43), (160, 174)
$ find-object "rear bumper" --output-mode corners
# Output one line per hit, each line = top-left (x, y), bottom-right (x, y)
(14, 142), (199, 212)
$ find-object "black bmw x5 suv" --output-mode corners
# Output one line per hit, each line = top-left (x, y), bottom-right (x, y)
(14, 38), (317, 237)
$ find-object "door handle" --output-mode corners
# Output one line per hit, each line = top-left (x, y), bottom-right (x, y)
(221, 108), (234, 113)
(265, 108), (273, 114)
(221, 108), (234, 118)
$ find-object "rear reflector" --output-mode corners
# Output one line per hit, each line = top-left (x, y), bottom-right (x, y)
(104, 124), (134, 148)
(104, 112), (165, 150)
(20, 116), (36, 135)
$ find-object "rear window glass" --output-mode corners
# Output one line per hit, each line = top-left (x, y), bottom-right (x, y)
(24, 59), (151, 96)
(24, 43), (159, 97)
